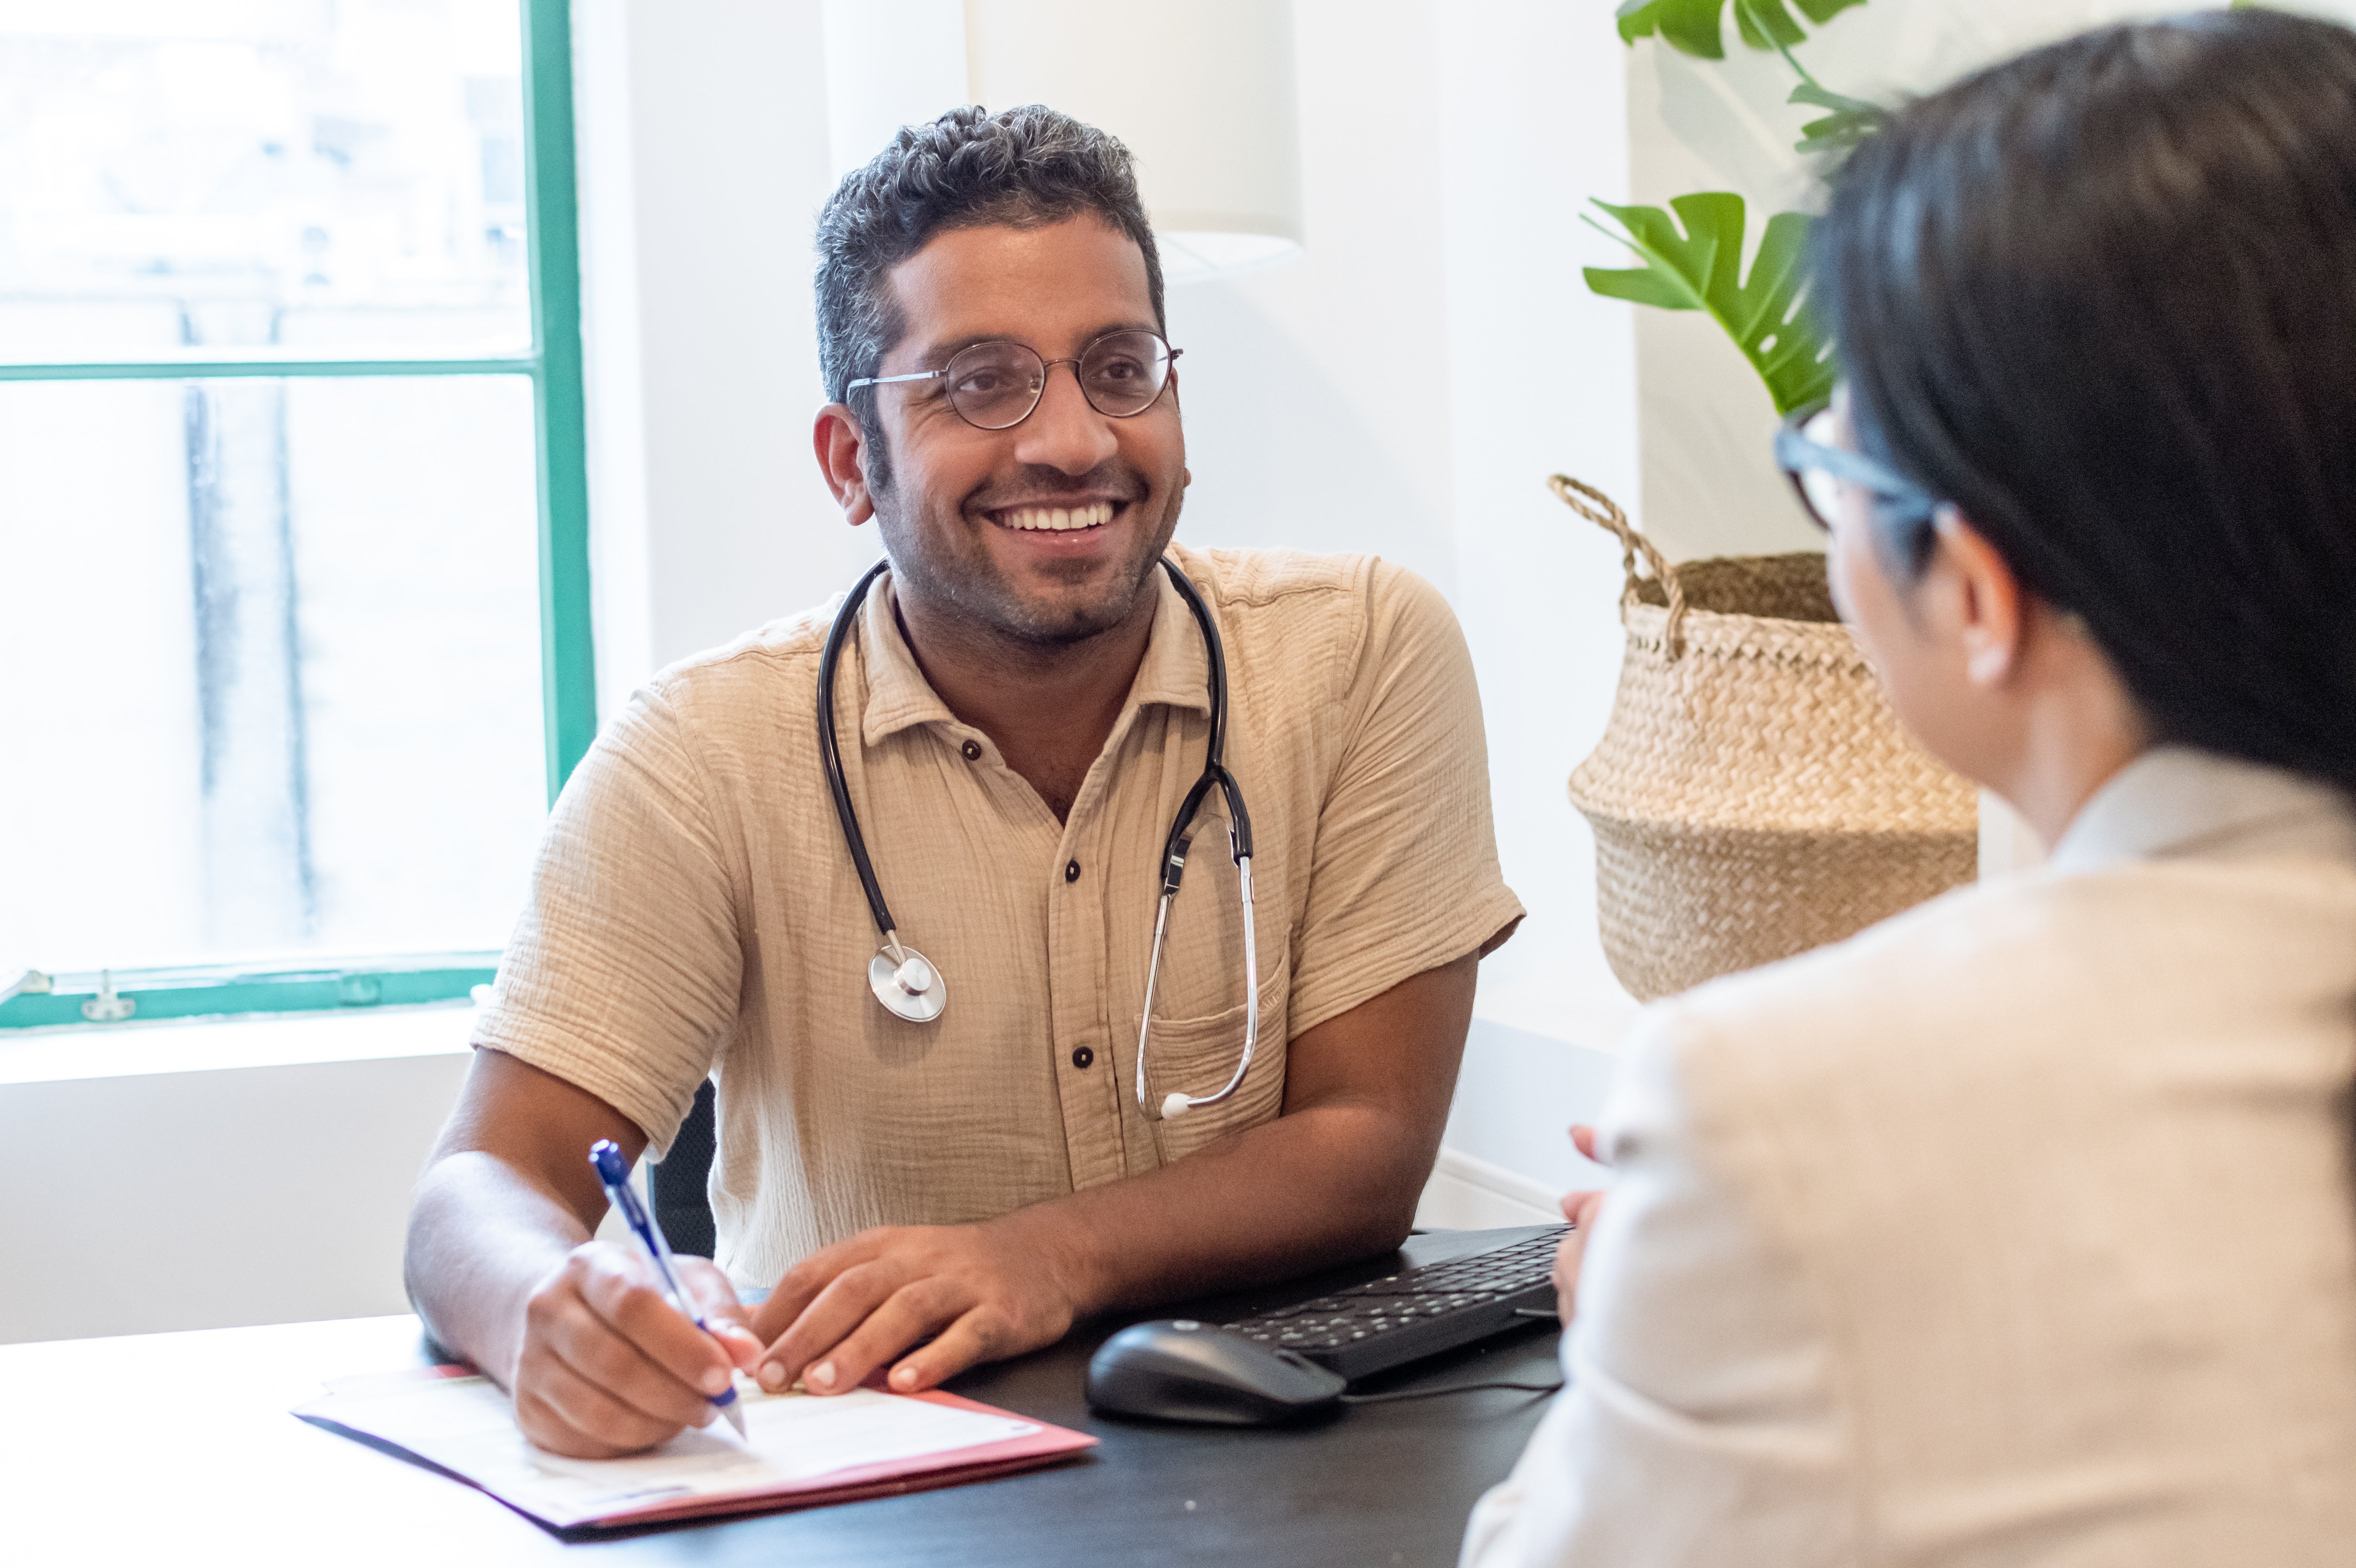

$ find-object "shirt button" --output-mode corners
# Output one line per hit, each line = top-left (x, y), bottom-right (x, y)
(961, 740), (982, 761)
(1071, 1045), (1095, 1069)
(1064, 859), (1080, 883)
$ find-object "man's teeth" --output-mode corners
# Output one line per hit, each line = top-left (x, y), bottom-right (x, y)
(998, 501), (1115, 532)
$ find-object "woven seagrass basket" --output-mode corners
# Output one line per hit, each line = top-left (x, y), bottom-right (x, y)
(1553, 475), (1979, 1001)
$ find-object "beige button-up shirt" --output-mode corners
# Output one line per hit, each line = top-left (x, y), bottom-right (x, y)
(476, 544), (1522, 1285)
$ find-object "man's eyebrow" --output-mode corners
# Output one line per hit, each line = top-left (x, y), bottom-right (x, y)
(911, 321), (1162, 368)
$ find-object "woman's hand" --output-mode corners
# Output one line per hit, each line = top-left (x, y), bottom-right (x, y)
(1550, 1124), (1610, 1324)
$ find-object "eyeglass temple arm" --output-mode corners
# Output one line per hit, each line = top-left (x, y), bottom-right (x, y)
(844, 368), (944, 390)
(1775, 419), (1942, 504)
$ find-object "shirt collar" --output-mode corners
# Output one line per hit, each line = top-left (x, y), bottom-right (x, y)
(1125, 550), (1216, 720)
(2049, 745), (2356, 874)
(855, 554), (1215, 749)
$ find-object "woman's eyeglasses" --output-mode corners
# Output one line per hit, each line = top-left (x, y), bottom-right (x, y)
(1774, 400), (1941, 534)
(848, 329), (1181, 432)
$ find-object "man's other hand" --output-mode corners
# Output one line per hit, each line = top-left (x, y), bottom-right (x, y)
(747, 1221), (1080, 1397)
(512, 1240), (764, 1458)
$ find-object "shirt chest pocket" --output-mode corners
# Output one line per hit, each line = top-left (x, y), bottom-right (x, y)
(1135, 945), (1290, 1165)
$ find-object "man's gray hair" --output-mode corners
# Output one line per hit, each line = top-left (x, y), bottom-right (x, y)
(814, 104), (1166, 490)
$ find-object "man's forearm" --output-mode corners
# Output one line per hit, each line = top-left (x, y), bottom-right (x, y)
(992, 1097), (1438, 1319)
(991, 958), (1477, 1318)
(405, 1150), (593, 1385)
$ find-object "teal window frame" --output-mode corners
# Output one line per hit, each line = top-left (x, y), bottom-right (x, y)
(0, 0), (593, 1032)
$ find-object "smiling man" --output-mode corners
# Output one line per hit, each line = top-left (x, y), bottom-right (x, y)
(404, 105), (1522, 1458)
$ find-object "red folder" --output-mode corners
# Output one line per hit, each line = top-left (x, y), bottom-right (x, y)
(296, 1364), (1097, 1531)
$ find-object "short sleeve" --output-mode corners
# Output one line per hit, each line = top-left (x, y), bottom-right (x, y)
(1286, 564), (1524, 1036)
(1459, 1007), (1854, 1567)
(470, 681), (745, 1157)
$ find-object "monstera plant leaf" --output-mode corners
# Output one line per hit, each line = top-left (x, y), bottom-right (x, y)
(1616, 0), (1868, 59)
(1787, 73), (1887, 155)
(1583, 193), (1835, 416)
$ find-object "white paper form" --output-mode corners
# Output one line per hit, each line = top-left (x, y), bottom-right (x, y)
(296, 1373), (1041, 1529)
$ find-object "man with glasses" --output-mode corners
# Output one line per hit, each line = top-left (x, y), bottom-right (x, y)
(405, 104), (1523, 1457)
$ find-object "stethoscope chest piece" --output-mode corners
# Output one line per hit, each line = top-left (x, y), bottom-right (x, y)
(868, 943), (947, 1023)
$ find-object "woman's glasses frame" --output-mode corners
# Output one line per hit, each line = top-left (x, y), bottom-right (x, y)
(846, 328), (1182, 432)
(1774, 400), (1942, 534)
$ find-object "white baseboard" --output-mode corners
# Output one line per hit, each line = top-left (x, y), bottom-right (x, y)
(1413, 1145), (1564, 1230)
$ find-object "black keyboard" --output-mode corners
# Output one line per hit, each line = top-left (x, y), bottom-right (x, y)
(1221, 1226), (1569, 1382)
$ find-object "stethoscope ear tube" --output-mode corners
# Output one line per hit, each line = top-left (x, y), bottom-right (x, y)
(822, 559), (948, 1022)
(819, 559), (903, 942)
(1138, 561), (1257, 1121)
(1139, 849), (1257, 1122)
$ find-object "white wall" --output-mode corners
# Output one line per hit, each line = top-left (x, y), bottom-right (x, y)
(0, 1006), (645, 1345)
(1435, 0), (1642, 1054)
(1161, 0), (1457, 596)
(0, 1013), (473, 1343)
(575, 0), (876, 714)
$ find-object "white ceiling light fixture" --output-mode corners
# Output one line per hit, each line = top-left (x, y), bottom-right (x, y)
(821, 0), (1305, 283)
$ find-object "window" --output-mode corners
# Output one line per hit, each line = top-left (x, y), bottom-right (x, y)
(0, 0), (591, 1029)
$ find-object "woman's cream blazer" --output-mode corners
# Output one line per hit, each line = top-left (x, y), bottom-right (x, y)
(1463, 748), (2356, 1566)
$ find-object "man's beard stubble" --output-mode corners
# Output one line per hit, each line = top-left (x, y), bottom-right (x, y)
(874, 467), (1179, 651)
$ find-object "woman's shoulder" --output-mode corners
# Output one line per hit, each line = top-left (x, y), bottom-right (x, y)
(1641, 851), (2356, 1127)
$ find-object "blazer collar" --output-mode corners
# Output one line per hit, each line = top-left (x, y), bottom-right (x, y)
(2050, 746), (2356, 874)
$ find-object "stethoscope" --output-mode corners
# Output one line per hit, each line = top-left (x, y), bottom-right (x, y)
(816, 557), (1259, 1122)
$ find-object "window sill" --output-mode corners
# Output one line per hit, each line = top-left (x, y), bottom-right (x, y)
(0, 1002), (477, 1088)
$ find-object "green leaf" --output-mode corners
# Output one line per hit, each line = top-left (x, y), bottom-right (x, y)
(1617, 0), (1727, 59)
(1788, 78), (1888, 155)
(1582, 194), (1837, 416)
(1617, 0), (1867, 59)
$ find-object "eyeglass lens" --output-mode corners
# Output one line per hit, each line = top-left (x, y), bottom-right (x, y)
(1794, 405), (1845, 531)
(943, 331), (1173, 430)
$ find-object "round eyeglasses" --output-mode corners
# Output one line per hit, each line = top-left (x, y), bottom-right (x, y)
(847, 329), (1181, 432)
(1774, 400), (1941, 534)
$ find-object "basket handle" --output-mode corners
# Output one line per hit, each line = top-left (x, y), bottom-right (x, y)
(1547, 475), (1688, 658)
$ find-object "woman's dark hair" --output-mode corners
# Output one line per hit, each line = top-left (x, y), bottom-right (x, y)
(813, 104), (1164, 491)
(1814, 10), (2356, 799)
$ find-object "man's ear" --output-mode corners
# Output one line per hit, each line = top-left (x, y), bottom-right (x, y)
(813, 404), (877, 526)
(1932, 506), (2025, 688)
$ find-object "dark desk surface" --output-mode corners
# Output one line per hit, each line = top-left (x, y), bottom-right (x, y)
(3, 1231), (1561, 1567)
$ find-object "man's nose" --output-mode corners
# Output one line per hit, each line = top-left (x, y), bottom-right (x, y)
(1010, 361), (1120, 473)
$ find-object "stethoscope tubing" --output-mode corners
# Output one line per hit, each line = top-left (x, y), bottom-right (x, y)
(817, 557), (907, 957)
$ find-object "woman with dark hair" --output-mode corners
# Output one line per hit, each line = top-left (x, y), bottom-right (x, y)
(1463, 12), (2356, 1564)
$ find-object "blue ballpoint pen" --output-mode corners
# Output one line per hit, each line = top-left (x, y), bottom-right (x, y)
(589, 1139), (748, 1438)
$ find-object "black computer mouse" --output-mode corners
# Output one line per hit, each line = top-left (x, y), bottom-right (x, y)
(1085, 1318), (1348, 1425)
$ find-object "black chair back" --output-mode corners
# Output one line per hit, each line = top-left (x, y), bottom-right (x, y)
(649, 1079), (719, 1257)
